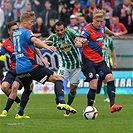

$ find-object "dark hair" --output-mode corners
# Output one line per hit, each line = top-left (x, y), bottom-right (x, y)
(54, 21), (65, 29)
(7, 21), (17, 30)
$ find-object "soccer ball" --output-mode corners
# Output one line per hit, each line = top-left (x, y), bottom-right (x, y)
(83, 106), (98, 120)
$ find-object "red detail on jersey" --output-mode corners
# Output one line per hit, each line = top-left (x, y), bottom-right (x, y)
(82, 24), (104, 63)
(25, 46), (38, 69)
(3, 38), (16, 69)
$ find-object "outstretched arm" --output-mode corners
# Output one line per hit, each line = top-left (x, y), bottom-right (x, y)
(105, 27), (122, 37)
(34, 47), (50, 66)
(31, 37), (56, 52)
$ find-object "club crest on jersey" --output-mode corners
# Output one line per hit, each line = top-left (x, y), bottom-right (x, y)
(89, 73), (93, 78)
(60, 44), (71, 52)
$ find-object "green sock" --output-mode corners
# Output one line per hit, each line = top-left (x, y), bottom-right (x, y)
(103, 84), (108, 99)
(67, 92), (76, 105)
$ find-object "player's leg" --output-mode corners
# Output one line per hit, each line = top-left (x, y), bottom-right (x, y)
(100, 61), (122, 113)
(82, 57), (97, 106)
(0, 71), (21, 117)
(103, 83), (110, 102)
(96, 76), (103, 94)
(15, 76), (33, 119)
(67, 68), (80, 106)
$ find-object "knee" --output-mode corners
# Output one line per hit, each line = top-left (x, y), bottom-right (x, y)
(1, 84), (9, 92)
(105, 74), (114, 82)
(89, 79), (97, 89)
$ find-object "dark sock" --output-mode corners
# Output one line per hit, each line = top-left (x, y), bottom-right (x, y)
(67, 92), (76, 105)
(96, 77), (103, 94)
(54, 80), (65, 104)
(18, 90), (32, 116)
(14, 96), (20, 104)
(87, 89), (96, 106)
(4, 98), (14, 112)
(107, 81), (115, 107)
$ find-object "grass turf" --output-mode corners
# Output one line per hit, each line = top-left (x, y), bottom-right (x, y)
(0, 94), (133, 133)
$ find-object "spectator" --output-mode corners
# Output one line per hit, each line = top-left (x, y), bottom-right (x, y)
(32, 16), (49, 39)
(4, 1), (16, 24)
(120, 0), (132, 33)
(89, 0), (97, 18)
(104, 1), (113, 29)
(14, 0), (27, 21)
(48, 18), (56, 34)
(82, 7), (92, 23)
(41, 1), (57, 28)
(72, 0), (81, 16)
(59, 6), (70, 27)
(25, 2), (32, 12)
(0, 7), (4, 40)
(79, 0), (90, 9)
(110, 16), (128, 35)
(29, 0), (43, 17)
(77, 15), (88, 33)
(67, 14), (79, 31)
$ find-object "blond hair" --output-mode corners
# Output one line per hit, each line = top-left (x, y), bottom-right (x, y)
(20, 11), (36, 22)
(93, 8), (106, 19)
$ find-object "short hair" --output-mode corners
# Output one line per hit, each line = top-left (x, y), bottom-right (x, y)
(93, 9), (106, 19)
(54, 21), (65, 29)
(7, 21), (17, 30)
(20, 11), (36, 22)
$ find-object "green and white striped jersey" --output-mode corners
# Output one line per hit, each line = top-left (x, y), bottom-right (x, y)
(102, 36), (114, 66)
(46, 28), (81, 69)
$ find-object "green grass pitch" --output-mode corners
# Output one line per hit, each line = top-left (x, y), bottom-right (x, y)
(0, 94), (133, 133)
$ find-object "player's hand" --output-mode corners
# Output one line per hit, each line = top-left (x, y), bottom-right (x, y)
(113, 62), (118, 68)
(40, 58), (50, 66)
(46, 45), (56, 52)
(74, 37), (88, 47)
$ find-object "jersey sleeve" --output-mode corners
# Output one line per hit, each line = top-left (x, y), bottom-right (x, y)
(109, 37), (114, 51)
(81, 27), (90, 39)
(45, 34), (56, 46)
(67, 28), (80, 38)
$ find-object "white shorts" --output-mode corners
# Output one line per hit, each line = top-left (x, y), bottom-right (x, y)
(57, 67), (81, 86)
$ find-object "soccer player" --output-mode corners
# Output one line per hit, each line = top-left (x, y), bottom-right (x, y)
(46, 21), (87, 116)
(0, 22), (49, 117)
(13, 11), (77, 119)
(96, 34), (118, 103)
(0, 22), (22, 117)
(79, 9), (122, 113)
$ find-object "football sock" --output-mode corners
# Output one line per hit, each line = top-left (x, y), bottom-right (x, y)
(18, 89), (32, 116)
(107, 81), (115, 107)
(96, 77), (103, 94)
(4, 98), (14, 112)
(14, 96), (20, 104)
(54, 80), (65, 104)
(67, 92), (76, 105)
(87, 89), (96, 106)
(103, 84), (108, 99)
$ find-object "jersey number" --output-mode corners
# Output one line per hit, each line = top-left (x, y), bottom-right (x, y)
(13, 36), (21, 52)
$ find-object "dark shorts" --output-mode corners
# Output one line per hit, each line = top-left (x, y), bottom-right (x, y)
(2, 69), (23, 90)
(18, 65), (54, 90)
(82, 55), (112, 82)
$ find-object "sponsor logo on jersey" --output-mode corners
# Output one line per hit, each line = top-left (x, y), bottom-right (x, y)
(60, 44), (71, 52)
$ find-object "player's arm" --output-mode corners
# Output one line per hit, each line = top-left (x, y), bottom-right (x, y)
(30, 36), (56, 52)
(111, 49), (117, 68)
(105, 27), (122, 37)
(34, 47), (50, 66)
